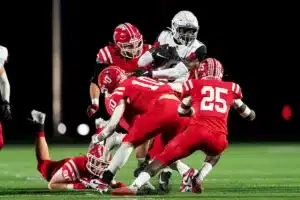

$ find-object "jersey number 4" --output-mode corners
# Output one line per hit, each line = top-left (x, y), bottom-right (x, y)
(200, 86), (228, 113)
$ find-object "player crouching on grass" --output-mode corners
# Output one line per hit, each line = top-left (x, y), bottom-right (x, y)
(111, 58), (256, 196)
(29, 110), (125, 191)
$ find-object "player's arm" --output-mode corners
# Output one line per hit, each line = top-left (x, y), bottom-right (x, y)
(152, 61), (188, 80)
(0, 46), (11, 120)
(177, 79), (195, 116)
(87, 48), (111, 117)
(178, 95), (194, 116)
(92, 88), (126, 143)
(231, 83), (255, 121)
(183, 45), (207, 70)
(233, 99), (256, 121)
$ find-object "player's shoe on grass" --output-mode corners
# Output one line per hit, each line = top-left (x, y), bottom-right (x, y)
(191, 173), (203, 193)
(110, 181), (126, 189)
(179, 168), (198, 192)
(31, 110), (46, 124)
(158, 171), (172, 192)
(111, 187), (137, 196)
(80, 177), (108, 193)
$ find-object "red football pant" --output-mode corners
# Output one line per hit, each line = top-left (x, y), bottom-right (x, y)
(123, 99), (188, 148)
(155, 124), (228, 166)
(0, 122), (4, 150)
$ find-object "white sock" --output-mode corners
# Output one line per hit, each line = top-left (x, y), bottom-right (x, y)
(198, 162), (213, 182)
(162, 166), (172, 173)
(137, 157), (146, 167)
(107, 143), (134, 174)
(130, 172), (151, 190)
(174, 160), (190, 177)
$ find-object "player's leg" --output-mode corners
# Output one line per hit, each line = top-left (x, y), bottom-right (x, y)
(100, 101), (178, 187)
(135, 140), (151, 168)
(30, 110), (53, 181)
(0, 122), (4, 150)
(112, 127), (200, 195)
(191, 134), (227, 193)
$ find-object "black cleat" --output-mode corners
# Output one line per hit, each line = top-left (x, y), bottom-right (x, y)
(158, 171), (172, 192)
(133, 160), (149, 177)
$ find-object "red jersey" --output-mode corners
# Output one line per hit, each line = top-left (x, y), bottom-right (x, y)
(96, 44), (152, 73)
(105, 96), (139, 131)
(108, 77), (174, 115)
(47, 156), (91, 182)
(182, 79), (243, 134)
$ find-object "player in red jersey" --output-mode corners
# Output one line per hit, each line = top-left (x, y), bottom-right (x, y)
(87, 23), (153, 169)
(0, 45), (12, 150)
(90, 66), (191, 193)
(112, 58), (256, 196)
(87, 23), (152, 118)
(30, 110), (124, 191)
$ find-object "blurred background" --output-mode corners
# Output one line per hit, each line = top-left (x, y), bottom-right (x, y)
(0, 0), (298, 144)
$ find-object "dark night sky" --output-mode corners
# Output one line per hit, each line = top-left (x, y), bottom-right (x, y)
(0, 1), (299, 142)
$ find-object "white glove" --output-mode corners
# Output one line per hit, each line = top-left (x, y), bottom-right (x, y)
(0, 45), (8, 66)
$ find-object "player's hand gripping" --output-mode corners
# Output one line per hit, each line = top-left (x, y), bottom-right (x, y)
(87, 104), (99, 117)
(0, 100), (12, 121)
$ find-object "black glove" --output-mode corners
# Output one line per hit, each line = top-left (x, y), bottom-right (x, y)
(132, 68), (153, 78)
(152, 44), (181, 67)
(0, 100), (12, 121)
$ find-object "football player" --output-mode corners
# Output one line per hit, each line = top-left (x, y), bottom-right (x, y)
(0, 45), (12, 150)
(112, 58), (255, 196)
(29, 110), (125, 191)
(90, 66), (196, 193)
(138, 10), (207, 84)
(87, 23), (153, 170)
(87, 23), (152, 118)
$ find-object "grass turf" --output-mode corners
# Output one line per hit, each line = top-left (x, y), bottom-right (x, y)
(0, 143), (299, 200)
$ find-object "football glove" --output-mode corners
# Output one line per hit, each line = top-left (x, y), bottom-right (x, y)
(0, 100), (11, 121)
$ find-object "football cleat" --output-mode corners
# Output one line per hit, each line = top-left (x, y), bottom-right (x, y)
(158, 171), (172, 192)
(111, 187), (137, 196)
(191, 174), (203, 193)
(179, 168), (197, 192)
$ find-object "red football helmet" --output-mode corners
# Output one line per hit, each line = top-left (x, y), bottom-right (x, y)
(192, 58), (224, 80)
(98, 66), (127, 93)
(86, 144), (112, 177)
(113, 23), (143, 58)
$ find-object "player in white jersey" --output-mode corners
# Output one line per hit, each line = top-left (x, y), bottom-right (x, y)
(0, 45), (12, 150)
(136, 11), (207, 192)
(138, 10), (207, 83)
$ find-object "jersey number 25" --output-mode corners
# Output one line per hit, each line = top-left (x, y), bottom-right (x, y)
(200, 86), (228, 113)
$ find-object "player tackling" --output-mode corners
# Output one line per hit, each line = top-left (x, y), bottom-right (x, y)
(111, 58), (255, 195)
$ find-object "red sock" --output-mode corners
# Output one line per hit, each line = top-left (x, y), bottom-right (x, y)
(37, 132), (45, 137)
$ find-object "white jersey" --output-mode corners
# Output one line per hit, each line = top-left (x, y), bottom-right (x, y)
(0, 45), (8, 68)
(157, 29), (204, 59)
(155, 30), (205, 83)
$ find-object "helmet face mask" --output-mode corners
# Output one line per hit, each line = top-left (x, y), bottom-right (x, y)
(114, 23), (143, 59)
(117, 38), (143, 58)
(171, 11), (199, 46)
(86, 144), (111, 177)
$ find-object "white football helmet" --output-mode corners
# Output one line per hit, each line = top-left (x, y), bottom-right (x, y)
(171, 11), (199, 46)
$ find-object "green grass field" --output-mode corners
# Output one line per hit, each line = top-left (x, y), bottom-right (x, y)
(0, 143), (299, 200)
